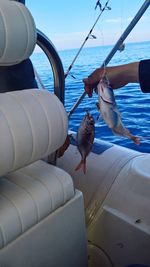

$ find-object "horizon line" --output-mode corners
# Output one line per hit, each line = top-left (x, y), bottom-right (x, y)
(34, 39), (150, 54)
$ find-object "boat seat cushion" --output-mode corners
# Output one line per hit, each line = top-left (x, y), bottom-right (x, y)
(0, 89), (68, 176)
(0, 0), (36, 66)
(0, 160), (74, 248)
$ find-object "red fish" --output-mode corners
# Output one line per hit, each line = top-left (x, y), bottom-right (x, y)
(75, 112), (95, 174)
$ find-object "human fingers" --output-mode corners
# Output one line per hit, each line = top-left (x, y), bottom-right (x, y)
(83, 78), (93, 97)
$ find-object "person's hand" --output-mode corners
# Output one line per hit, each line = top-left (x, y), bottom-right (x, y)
(83, 62), (139, 97)
(83, 68), (106, 97)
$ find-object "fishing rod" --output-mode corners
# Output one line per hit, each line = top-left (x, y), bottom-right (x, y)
(68, 0), (150, 118)
(64, 0), (111, 79)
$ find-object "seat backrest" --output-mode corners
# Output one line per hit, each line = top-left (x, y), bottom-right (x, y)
(0, 0), (68, 176)
(0, 0), (36, 66)
(0, 89), (68, 176)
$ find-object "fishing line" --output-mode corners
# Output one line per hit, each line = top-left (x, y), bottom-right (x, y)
(65, 0), (111, 79)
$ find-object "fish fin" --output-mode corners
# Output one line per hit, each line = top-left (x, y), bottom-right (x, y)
(75, 159), (86, 174)
(130, 135), (140, 145)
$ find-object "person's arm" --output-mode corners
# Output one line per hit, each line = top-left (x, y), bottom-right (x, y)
(83, 62), (140, 97)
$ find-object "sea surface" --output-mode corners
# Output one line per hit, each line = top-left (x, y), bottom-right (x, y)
(32, 41), (150, 153)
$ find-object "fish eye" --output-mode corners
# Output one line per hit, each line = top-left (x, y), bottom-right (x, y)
(86, 118), (94, 126)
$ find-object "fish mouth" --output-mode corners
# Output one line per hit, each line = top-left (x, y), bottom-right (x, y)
(86, 112), (94, 122)
(86, 117), (94, 126)
(89, 118), (94, 125)
(86, 119), (94, 126)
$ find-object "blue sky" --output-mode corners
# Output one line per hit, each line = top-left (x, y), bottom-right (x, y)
(26, 0), (150, 51)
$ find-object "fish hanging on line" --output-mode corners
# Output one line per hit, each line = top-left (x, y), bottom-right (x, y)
(96, 76), (140, 145)
(75, 111), (95, 174)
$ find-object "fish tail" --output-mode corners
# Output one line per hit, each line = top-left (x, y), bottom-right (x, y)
(126, 129), (140, 145)
(130, 135), (140, 145)
(75, 159), (86, 174)
(113, 127), (140, 145)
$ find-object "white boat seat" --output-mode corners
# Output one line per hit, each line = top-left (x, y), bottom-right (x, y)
(0, 0), (36, 66)
(0, 1), (87, 266)
(0, 160), (74, 248)
(0, 0), (37, 92)
(0, 89), (68, 175)
(0, 90), (87, 266)
(0, 87), (69, 242)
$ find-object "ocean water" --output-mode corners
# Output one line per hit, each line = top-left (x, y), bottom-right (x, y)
(32, 41), (150, 153)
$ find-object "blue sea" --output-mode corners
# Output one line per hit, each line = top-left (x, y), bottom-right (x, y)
(32, 41), (150, 153)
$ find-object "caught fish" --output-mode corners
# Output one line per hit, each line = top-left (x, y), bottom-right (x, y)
(75, 111), (95, 174)
(96, 77), (140, 145)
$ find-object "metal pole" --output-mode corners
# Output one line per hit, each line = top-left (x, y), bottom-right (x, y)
(68, 0), (150, 118)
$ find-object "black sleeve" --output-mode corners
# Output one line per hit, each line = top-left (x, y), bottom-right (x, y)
(0, 58), (38, 93)
(139, 59), (150, 93)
